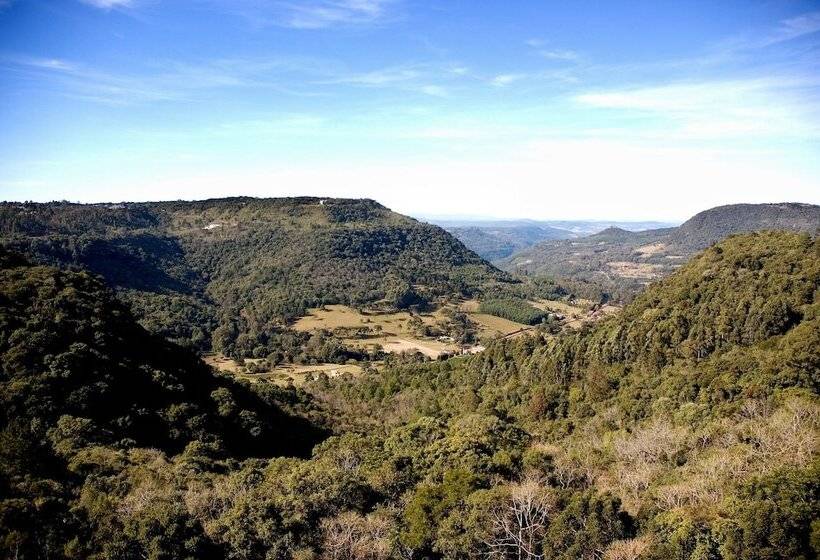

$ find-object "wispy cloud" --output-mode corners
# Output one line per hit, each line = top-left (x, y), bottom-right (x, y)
(2, 52), (462, 104)
(21, 57), (78, 71)
(490, 73), (524, 87)
(320, 63), (453, 96)
(283, 0), (394, 29)
(575, 77), (820, 140)
(1, 55), (329, 104)
(203, 0), (399, 29)
(79, 0), (133, 9)
(328, 65), (420, 86)
(525, 39), (581, 62)
(538, 49), (579, 61)
(706, 10), (820, 54)
(417, 84), (448, 97)
(763, 11), (820, 45)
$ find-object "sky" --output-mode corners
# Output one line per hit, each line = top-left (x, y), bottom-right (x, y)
(1, 0), (819, 220)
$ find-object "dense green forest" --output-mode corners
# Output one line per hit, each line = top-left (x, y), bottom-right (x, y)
(1, 230), (817, 559)
(503, 202), (820, 302)
(479, 298), (546, 325)
(0, 198), (510, 358)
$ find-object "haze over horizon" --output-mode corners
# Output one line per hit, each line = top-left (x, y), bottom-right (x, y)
(2, 1), (820, 220)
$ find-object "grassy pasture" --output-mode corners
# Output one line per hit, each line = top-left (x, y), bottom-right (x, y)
(204, 354), (365, 387)
(294, 302), (532, 355)
(293, 304), (465, 358)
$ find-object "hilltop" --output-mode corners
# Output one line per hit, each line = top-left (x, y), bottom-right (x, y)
(669, 202), (820, 250)
(502, 202), (820, 301)
(0, 197), (509, 356)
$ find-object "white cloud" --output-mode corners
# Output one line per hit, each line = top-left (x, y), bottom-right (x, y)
(329, 66), (421, 86)
(763, 11), (820, 45)
(321, 64), (451, 97)
(79, 0), (132, 9)
(23, 57), (77, 71)
(207, 0), (398, 29)
(574, 78), (820, 140)
(524, 39), (580, 61)
(285, 0), (391, 28)
(1, 55), (332, 104)
(417, 84), (448, 97)
(490, 73), (524, 87)
(538, 49), (579, 61)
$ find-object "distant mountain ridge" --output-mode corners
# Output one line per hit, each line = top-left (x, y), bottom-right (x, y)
(430, 218), (677, 233)
(669, 202), (820, 250)
(434, 218), (678, 261)
(445, 224), (575, 261)
(501, 202), (820, 301)
(0, 197), (509, 356)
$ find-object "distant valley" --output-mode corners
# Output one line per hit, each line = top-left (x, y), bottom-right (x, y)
(496, 203), (820, 301)
(0, 197), (590, 379)
(434, 218), (677, 261)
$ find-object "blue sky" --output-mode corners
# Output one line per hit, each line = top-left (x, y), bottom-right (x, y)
(1, 0), (819, 219)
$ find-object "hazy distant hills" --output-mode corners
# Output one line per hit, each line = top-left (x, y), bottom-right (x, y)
(0, 197), (508, 355)
(501, 202), (820, 301)
(434, 218), (676, 261)
(444, 224), (575, 261)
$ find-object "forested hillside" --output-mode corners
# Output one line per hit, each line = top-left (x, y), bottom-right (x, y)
(0, 198), (508, 356)
(2, 231), (817, 559)
(503, 202), (820, 301)
(305, 231), (820, 559)
(0, 249), (328, 557)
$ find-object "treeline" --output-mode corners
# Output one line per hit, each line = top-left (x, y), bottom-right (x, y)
(479, 297), (546, 325)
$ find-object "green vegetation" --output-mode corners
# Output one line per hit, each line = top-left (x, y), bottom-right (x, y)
(0, 198), (510, 358)
(1, 226), (818, 559)
(479, 297), (546, 325)
(503, 202), (820, 302)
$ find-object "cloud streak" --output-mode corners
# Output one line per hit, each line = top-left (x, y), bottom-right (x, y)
(201, 0), (399, 29)
(538, 49), (580, 61)
(490, 73), (524, 87)
(575, 77), (820, 140)
(1, 55), (335, 104)
(763, 11), (820, 46)
(79, 0), (133, 9)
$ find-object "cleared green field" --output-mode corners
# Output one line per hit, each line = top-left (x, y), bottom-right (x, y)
(294, 301), (534, 354)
